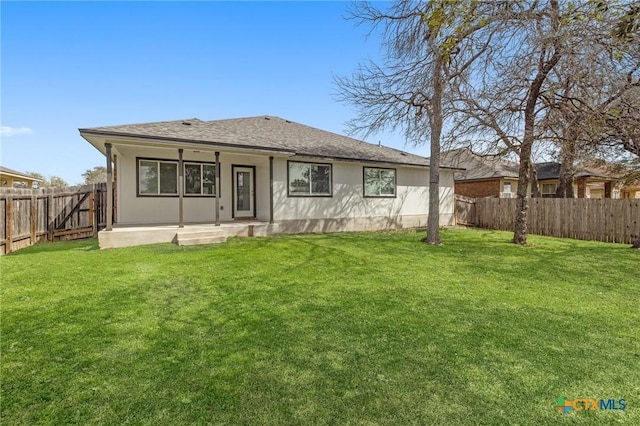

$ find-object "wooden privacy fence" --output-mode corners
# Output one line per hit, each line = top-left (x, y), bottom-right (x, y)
(0, 183), (110, 255)
(455, 195), (477, 226)
(463, 197), (640, 244)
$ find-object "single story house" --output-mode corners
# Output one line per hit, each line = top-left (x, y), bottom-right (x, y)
(621, 181), (640, 199)
(79, 116), (456, 248)
(440, 149), (521, 198)
(442, 148), (618, 198)
(0, 166), (42, 188)
(535, 162), (617, 199)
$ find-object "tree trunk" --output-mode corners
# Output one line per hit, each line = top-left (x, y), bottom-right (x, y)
(513, 144), (532, 245)
(555, 136), (576, 198)
(513, 0), (561, 244)
(424, 57), (443, 245)
(530, 163), (541, 198)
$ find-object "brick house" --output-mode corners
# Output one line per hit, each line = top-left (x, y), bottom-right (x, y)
(535, 162), (617, 198)
(441, 149), (521, 198)
(441, 148), (618, 198)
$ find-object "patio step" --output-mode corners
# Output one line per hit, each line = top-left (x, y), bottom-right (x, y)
(178, 235), (228, 246)
(176, 229), (228, 246)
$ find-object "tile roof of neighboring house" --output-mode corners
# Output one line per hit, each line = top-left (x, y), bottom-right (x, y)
(80, 116), (441, 168)
(0, 166), (42, 181)
(440, 148), (520, 180)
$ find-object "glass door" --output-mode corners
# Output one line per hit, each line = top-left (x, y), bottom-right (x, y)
(233, 166), (254, 218)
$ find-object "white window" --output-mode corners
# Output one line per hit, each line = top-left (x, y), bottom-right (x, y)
(541, 183), (556, 198)
(501, 182), (513, 198)
(288, 161), (332, 196)
(138, 160), (178, 195)
(364, 167), (396, 197)
(184, 163), (216, 196)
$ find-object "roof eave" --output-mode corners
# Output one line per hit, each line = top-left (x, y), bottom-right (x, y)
(0, 172), (42, 182)
(79, 129), (448, 168)
(79, 129), (296, 156)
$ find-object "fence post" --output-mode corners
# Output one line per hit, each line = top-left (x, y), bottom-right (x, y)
(48, 193), (55, 241)
(6, 197), (13, 254)
(30, 195), (37, 244)
(90, 184), (97, 237)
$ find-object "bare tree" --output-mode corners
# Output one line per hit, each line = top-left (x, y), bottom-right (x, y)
(446, 1), (633, 243)
(339, 1), (637, 245)
(537, 2), (640, 197)
(336, 0), (509, 244)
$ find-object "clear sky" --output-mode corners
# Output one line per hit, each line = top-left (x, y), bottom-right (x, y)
(1, 0), (428, 185)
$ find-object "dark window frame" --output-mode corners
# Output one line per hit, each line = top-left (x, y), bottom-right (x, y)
(136, 157), (178, 197)
(183, 161), (218, 197)
(363, 166), (397, 198)
(136, 157), (219, 198)
(287, 160), (333, 197)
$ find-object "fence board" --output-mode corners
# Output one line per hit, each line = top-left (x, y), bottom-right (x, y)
(455, 195), (476, 226)
(0, 198), (6, 253)
(458, 197), (640, 245)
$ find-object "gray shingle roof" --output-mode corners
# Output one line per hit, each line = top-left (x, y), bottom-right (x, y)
(535, 162), (615, 181)
(533, 162), (561, 180)
(440, 149), (618, 181)
(441, 148), (519, 180)
(80, 116), (435, 168)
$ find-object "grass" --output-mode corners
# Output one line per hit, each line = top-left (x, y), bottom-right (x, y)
(1, 228), (638, 425)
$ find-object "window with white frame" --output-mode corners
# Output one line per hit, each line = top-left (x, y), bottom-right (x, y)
(185, 163), (216, 195)
(138, 159), (178, 195)
(541, 183), (556, 198)
(288, 161), (332, 196)
(501, 181), (513, 198)
(364, 167), (396, 197)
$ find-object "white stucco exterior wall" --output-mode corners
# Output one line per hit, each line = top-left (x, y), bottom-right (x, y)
(272, 158), (454, 230)
(112, 145), (455, 230)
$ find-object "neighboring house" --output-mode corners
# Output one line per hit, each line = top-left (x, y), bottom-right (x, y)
(535, 162), (617, 199)
(80, 116), (456, 248)
(440, 149), (521, 198)
(442, 148), (618, 198)
(620, 178), (640, 199)
(0, 166), (42, 188)
(621, 186), (640, 199)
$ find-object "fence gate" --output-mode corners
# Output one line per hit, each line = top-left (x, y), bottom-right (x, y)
(0, 183), (109, 255)
(455, 195), (476, 226)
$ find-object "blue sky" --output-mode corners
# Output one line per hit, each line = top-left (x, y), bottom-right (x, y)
(1, 1), (427, 185)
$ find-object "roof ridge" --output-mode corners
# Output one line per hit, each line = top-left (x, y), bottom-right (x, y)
(80, 117), (203, 130)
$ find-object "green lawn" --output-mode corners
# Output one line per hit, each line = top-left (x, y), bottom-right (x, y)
(1, 229), (638, 425)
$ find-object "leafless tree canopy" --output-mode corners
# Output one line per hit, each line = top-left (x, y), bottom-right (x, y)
(336, 0), (640, 245)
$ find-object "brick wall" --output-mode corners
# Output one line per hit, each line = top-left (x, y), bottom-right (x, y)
(455, 179), (500, 198)
(576, 178), (586, 198)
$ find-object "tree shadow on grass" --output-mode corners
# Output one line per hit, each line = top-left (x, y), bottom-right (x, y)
(5, 239), (99, 256)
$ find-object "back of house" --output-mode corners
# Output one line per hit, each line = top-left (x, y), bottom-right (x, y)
(80, 116), (456, 248)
